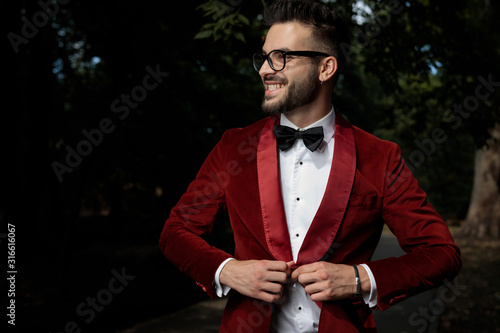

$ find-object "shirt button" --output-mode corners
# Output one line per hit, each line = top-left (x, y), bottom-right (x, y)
(296, 197), (300, 201)
(298, 306), (302, 310)
(299, 161), (303, 165)
(296, 233), (300, 237)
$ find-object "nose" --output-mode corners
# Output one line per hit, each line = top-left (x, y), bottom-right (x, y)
(259, 58), (276, 78)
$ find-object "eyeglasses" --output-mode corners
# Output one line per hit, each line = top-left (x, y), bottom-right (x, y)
(252, 49), (331, 72)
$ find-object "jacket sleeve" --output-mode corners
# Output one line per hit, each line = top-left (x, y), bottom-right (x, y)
(159, 131), (233, 299)
(366, 143), (462, 310)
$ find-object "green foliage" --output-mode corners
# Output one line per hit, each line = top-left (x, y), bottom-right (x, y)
(14, 0), (498, 235)
(355, 0), (499, 217)
(9, 1), (498, 329)
(193, 0), (499, 219)
(194, 0), (251, 42)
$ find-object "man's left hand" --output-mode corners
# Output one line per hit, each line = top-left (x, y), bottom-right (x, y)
(291, 262), (368, 302)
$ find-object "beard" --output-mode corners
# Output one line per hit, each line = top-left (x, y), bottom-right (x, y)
(261, 66), (320, 115)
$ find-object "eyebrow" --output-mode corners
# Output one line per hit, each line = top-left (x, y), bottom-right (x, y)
(261, 47), (293, 55)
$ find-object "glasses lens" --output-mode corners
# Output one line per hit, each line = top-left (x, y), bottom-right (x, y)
(269, 51), (285, 71)
(253, 54), (264, 72)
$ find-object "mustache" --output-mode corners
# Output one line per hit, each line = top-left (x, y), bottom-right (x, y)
(263, 75), (288, 84)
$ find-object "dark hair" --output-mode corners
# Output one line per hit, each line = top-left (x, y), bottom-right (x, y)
(263, 0), (349, 81)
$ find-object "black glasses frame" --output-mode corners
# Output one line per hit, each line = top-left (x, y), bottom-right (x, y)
(253, 50), (331, 72)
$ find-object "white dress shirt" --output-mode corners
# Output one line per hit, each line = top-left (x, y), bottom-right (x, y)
(214, 107), (377, 332)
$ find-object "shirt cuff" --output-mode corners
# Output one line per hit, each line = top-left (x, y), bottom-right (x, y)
(214, 258), (235, 297)
(360, 263), (378, 308)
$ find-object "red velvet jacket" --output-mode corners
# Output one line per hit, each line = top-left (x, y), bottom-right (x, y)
(159, 112), (461, 332)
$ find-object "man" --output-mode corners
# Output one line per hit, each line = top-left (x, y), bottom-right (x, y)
(159, 0), (461, 332)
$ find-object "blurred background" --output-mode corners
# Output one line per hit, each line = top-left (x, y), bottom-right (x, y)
(3, 0), (500, 332)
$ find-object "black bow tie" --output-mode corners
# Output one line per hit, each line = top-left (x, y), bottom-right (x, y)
(273, 125), (324, 152)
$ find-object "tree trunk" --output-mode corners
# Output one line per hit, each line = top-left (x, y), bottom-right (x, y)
(460, 123), (500, 238)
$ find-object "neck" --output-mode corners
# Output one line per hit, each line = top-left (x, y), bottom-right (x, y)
(283, 96), (332, 128)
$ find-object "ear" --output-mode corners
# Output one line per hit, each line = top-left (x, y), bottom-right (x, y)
(318, 56), (338, 82)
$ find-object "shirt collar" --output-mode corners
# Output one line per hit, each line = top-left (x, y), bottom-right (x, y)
(280, 106), (336, 152)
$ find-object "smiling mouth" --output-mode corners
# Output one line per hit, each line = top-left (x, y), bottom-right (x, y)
(265, 83), (285, 91)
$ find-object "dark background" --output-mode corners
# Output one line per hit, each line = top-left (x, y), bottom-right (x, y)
(3, 0), (499, 332)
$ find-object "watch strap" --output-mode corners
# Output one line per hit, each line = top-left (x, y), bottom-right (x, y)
(352, 265), (361, 297)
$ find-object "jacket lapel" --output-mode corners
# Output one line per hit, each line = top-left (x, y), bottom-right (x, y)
(257, 116), (294, 262)
(297, 112), (357, 265)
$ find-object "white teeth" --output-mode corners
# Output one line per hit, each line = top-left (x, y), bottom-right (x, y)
(266, 84), (285, 91)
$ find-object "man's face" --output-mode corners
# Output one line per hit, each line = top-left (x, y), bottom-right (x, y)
(259, 22), (320, 114)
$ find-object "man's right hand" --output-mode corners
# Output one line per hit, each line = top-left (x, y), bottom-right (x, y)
(219, 260), (294, 303)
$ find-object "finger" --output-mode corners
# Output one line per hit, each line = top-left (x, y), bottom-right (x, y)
(285, 261), (295, 277)
(309, 290), (332, 302)
(296, 262), (319, 274)
(261, 281), (285, 294)
(291, 262), (318, 281)
(262, 271), (288, 284)
(257, 290), (282, 303)
(297, 271), (322, 286)
(266, 260), (290, 272)
(303, 279), (325, 295)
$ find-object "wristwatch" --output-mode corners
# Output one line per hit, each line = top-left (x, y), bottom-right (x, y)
(352, 265), (361, 297)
